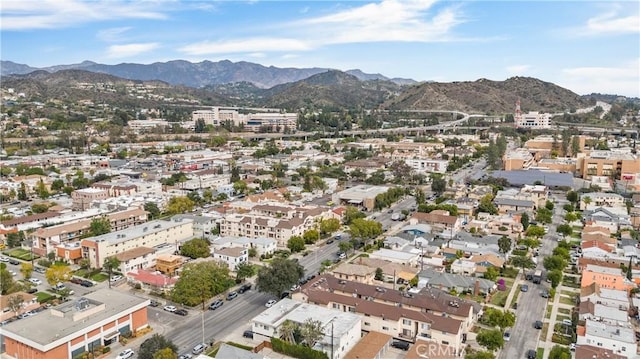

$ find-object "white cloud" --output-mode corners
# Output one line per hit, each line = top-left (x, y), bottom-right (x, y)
(585, 11), (640, 35)
(97, 27), (132, 42)
(506, 65), (531, 75)
(179, 38), (312, 55)
(560, 59), (640, 97)
(106, 43), (160, 58)
(248, 52), (266, 58)
(1, 0), (167, 30)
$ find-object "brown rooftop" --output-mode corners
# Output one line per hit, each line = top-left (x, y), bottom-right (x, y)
(343, 331), (392, 359)
(114, 246), (156, 262)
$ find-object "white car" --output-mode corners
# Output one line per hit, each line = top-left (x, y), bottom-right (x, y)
(110, 275), (123, 282)
(163, 305), (177, 312)
(0, 257), (9, 262)
(116, 349), (135, 359)
(265, 300), (277, 308)
(9, 270), (17, 276)
(29, 278), (42, 285)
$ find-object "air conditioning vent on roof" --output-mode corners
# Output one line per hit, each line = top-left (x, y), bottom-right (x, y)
(339, 280), (346, 285)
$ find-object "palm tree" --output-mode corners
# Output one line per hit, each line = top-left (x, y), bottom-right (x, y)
(103, 256), (121, 289)
(279, 320), (297, 344)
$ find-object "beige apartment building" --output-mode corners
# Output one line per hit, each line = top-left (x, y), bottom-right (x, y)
(579, 151), (640, 181)
(503, 148), (535, 170)
(72, 188), (109, 210)
(81, 218), (193, 268)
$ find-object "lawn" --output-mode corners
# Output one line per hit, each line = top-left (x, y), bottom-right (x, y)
(545, 305), (552, 319)
(558, 308), (571, 315)
(556, 315), (571, 323)
(537, 348), (544, 359)
(91, 273), (109, 282)
(35, 292), (56, 303)
(3, 248), (39, 261)
(541, 323), (550, 340)
(560, 289), (577, 297)
(560, 296), (576, 306)
(489, 278), (514, 307)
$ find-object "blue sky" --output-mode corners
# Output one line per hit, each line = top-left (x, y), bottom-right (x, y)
(1, 0), (639, 96)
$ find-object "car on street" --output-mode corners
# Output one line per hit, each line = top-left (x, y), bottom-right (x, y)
(337, 251), (346, 260)
(116, 349), (135, 359)
(192, 344), (207, 355)
(391, 340), (410, 351)
(8, 259), (19, 265)
(149, 300), (160, 307)
(521, 284), (529, 292)
(226, 291), (238, 300)
(28, 278), (41, 285)
(326, 238), (334, 244)
(265, 299), (277, 308)
(110, 275), (123, 282)
(34, 267), (45, 274)
(503, 330), (511, 341)
(163, 305), (177, 312)
(26, 287), (38, 294)
(526, 349), (536, 359)
(0, 257), (8, 262)
(70, 278), (84, 285)
(175, 309), (188, 316)
(534, 320), (543, 329)
(238, 283), (251, 293)
(290, 284), (300, 291)
(541, 290), (550, 298)
(243, 330), (254, 339)
(178, 355), (192, 359)
(209, 300), (223, 310)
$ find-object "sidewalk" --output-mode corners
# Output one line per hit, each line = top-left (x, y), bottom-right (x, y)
(537, 284), (578, 358)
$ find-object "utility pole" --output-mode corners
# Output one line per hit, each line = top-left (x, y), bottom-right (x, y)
(331, 321), (334, 359)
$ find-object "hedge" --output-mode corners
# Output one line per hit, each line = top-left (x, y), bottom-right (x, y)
(270, 338), (328, 359)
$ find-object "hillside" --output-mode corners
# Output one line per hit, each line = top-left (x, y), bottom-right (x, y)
(385, 77), (591, 114)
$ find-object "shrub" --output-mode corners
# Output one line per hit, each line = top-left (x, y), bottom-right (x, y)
(102, 347), (110, 354)
(271, 338), (328, 359)
(226, 342), (253, 351)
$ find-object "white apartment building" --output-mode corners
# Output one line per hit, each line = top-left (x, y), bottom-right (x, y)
(212, 247), (248, 271)
(576, 319), (637, 358)
(251, 299), (361, 359)
(404, 158), (449, 174)
(515, 111), (551, 129)
(580, 192), (626, 211)
(81, 218), (194, 268)
(191, 107), (297, 133)
(212, 236), (277, 257)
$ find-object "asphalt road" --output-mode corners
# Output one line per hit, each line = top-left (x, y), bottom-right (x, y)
(499, 194), (565, 359)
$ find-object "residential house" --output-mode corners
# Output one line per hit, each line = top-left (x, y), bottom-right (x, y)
(368, 248), (419, 266)
(576, 319), (637, 358)
(344, 331), (392, 359)
(0, 292), (40, 322)
(154, 254), (184, 276)
(418, 269), (496, 295)
(409, 211), (460, 239)
(114, 247), (157, 274)
(574, 345), (625, 359)
(493, 198), (535, 215)
(583, 207), (633, 233)
(580, 284), (630, 311)
(329, 263), (376, 284)
(580, 192), (625, 211)
(581, 240), (616, 260)
(212, 236), (276, 258)
(251, 299), (361, 359)
(127, 269), (177, 292)
(213, 247), (248, 271)
(578, 301), (629, 325)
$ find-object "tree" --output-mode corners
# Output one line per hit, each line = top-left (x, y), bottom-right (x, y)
(165, 196), (195, 215)
(343, 206), (366, 225)
(171, 261), (233, 309)
(526, 225), (545, 238)
(302, 229), (320, 244)
(548, 345), (571, 359)
(45, 264), (72, 287)
(153, 348), (178, 359)
(375, 268), (384, 281)
(256, 258), (305, 298)
(36, 179), (50, 199)
(0, 265), (17, 294)
(180, 238), (211, 259)
(279, 319), (298, 344)
(566, 191), (578, 204)
(144, 202), (161, 219)
(543, 255), (567, 272)
(103, 256), (121, 289)
(571, 136), (580, 156)
(510, 255), (536, 272)
(476, 329), (504, 351)
(20, 262), (33, 280)
(552, 247), (570, 261)
(564, 212), (578, 223)
(17, 182), (27, 201)
(556, 224), (573, 238)
(482, 307), (515, 330)
(233, 180), (247, 195)
(319, 218), (341, 237)
(349, 219), (383, 243)
(547, 269), (563, 288)
(431, 174), (446, 195)
(287, 236), (306, 253)
(300, 318), (324, 348)
(235, 262), (255, 282)
(7, 293), (24, 317)
(484, 266), (499, 281)
(478, 194), (498, 215)
(520, 212), (530, 230)
(338, 240), (353, 254)
(535, 208), (553, 224)
(545, 200), (554, 210)
(138, 334), (178, 359)
(248, 247), (258, 258)
(498, 236), (512, 254)
(89, 217), (111, 236)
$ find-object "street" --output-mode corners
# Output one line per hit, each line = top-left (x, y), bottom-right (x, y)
(499, 193), (565, 359)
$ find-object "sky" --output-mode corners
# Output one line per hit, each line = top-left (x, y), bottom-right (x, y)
(1, 0), (639, 97)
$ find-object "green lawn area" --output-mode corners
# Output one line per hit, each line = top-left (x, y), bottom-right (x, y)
(541, 323), (550, 340)
(35, 291), (56, 303)
(3, 248), (39, 261)
(560, 296), (576, 306)
(558, 308), (571, 315)
(537, 348), (544, 359)
(90, 273), (109, 282)
(545, 305), (552, 319)
(490, 278), (514, 307)
(556, 315), (571, 323)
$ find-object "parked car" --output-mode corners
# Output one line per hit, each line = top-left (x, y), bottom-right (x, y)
(503, 330), (511, 342)
(391, 340), (410, 351)
(116, 349), (135, 359)
(149, 300), (160, 307)
(0, 257), (8, 262)
(226, 291), (238, 301)
(534, 320), (543, 329)
(265, 299), (277, 308)
(80, 280), (94, 287)
(526, 349), (536, 359)
(569, 343), (576, 351)
(70, 278), (83, 285)
(175, 309), (188, 316)
(110, 275), (123, 282)
(238, 284), (251, 294)
(34, 267), (45, 274)
(209, 300), (223, 310)
(163, 305), (177, 312)
(337, 251), (346, 260)
(290, 284), (300, 291)
(521, 284), (528, 292)
(541, 290), (550, 298)
(192, 344), (207, 355)
(26, 287), (38, 294)
(326, 238), (334, 244)
(29, 278), (42, 285)
(243, 330), (254, 339)
(8, 259), (19, 265)
(178, 355), (192, 359)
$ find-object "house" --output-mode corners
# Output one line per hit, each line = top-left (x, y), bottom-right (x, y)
(576, 319), (637, 358)
(578, 300), (629, 325)
(580, 192), (625, 210)
(574, 345), (625, 359)
(368, 248), (419, 266)
(114, 247), (157, 273)
(418, 269), (496, 295)
(212, 236), (277, 257)
(352, 257), (420, 284)
(344, 331), (392, 359)
(409, 211), (459, 238)
(329, 263), (376, 284)
(580, 284), (630, 311)
(127, 269), (177, 291)
(581, 240), (616, 259)
(213, 247), (248, 271)
(583, 207), (632, 233)
(0, 292), (40, 321)
(493, 198), (535, 214)
(1, 289), (149, 359)
(251, 299), (361, 359)
(155, 254), (184, 276)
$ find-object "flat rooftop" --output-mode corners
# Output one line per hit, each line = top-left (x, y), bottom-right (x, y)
(2, 289), (148, 347)
(83, 218), (192, 245)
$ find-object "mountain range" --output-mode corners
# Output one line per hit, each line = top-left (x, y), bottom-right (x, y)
(0, 59), (611, 113)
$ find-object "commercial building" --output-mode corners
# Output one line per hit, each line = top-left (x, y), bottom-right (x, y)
(579, 151), (640, 181)
(1, 290), (149, 359)
(81, 218), (194, 268)
(515, 111), (551, 129)
(580, 264), (636, 292)
(72, 188), (109, 210)
(332, 185), (390, 212)
(502, 149), (534, 170)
